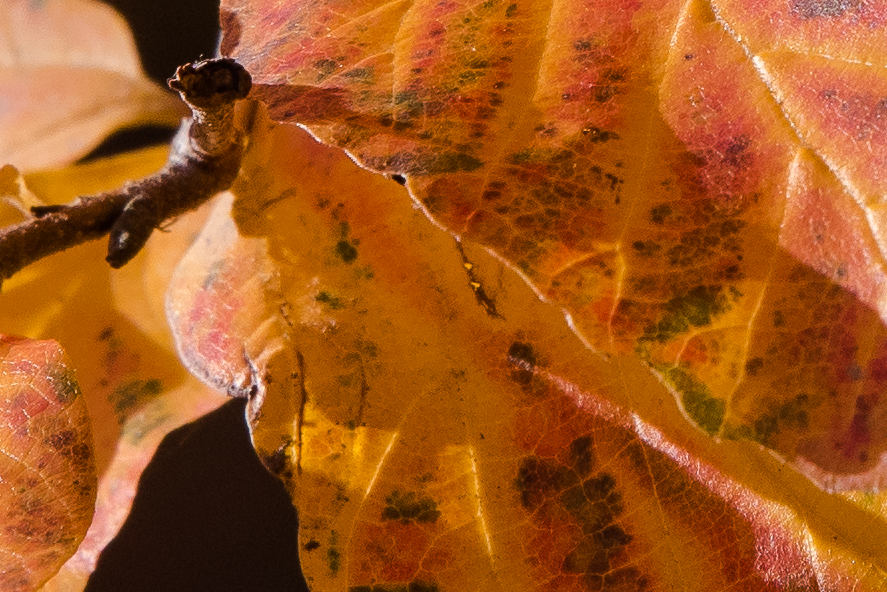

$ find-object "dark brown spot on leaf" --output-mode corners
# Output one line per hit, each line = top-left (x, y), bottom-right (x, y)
(570, 435), (596, 476)
(515, 456), (577, 510)
(507, 341), (537, 385)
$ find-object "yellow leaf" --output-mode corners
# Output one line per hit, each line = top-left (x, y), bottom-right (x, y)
(167, 110), (887, 590)
(0, 147), (226, 590)
(220, 0), (887, 492)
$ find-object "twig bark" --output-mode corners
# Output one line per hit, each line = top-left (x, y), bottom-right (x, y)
(0, 58), (251, 283)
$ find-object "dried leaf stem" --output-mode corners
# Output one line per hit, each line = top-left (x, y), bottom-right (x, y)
(0, 58), (251, 283)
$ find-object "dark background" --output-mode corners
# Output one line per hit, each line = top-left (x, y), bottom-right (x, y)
(81, 1), (309, 589)
(85, 400), (308, 591)
(104, 0), (219, 82)
(84, 0), (223, 159)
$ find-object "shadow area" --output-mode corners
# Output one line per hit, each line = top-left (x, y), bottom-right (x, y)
(85, 397), (309, 592)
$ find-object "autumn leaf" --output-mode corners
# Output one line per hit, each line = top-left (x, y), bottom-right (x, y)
(163, 110), (887, 590)
(0, 0), (185, 171)
(219, 0), (887, 488)
(7, 0), (887, 589)
(27, 151), (228, 592)
(0, 336), (95, 592)
(0, 149), (225, 591)
(0, 2), (245, 589)
(113, 0), (887, 588)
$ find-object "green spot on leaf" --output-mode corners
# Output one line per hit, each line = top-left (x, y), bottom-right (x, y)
(725, 394), (814, 446)
(335, 240), (358, 263)
(342, 67), (374, 81)
(744, 357), (764, 376)
(328, 530), (340, 575)
(515, 456), (578, 510)
(51, 368), (81, 404)
(645, 285), (727, 342)
(381, 491), (442, 523)
(664, 367), (724, 435)
(314, 57), (342, 80)
(315, 290), (344, 309)
(109, 378), (163, 422)
(426, 152), (483, 174)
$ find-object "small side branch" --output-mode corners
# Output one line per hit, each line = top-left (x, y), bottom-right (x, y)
(0, 58), (251, 283)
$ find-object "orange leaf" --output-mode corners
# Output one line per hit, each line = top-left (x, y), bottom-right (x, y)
(220, 0), (887, 489)
(166, 114), (887, 590)
(0, 335), (95, 591)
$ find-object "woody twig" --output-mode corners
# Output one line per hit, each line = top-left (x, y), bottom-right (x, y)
(0, 58), (251, 283)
